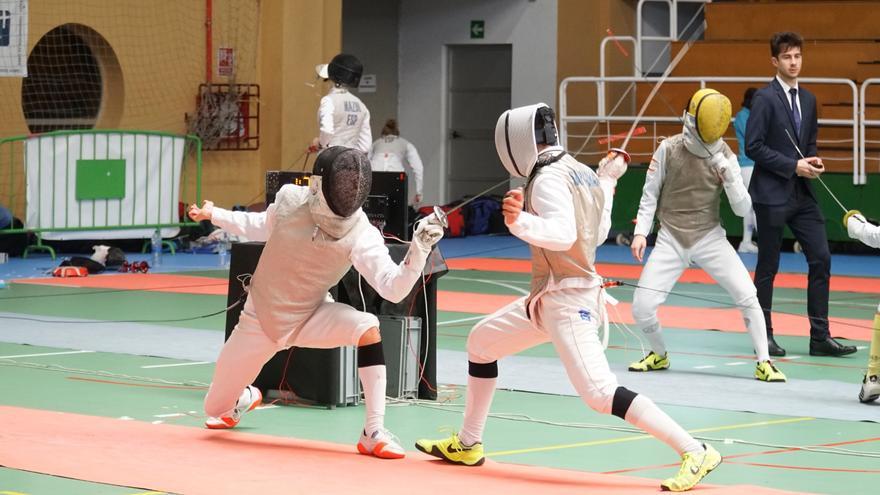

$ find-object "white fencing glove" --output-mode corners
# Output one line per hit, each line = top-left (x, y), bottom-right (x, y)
(709, 152), (739, 184)
(845, 210), (867, 240)
(413, 214), (444, 252)
(597, 153), (627, 181)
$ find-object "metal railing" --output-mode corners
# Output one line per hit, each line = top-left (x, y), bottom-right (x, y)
(636, 0), (710, 75)
(559, 76), (861, 182)
(0, 130), (202, 259)
(859, 78), (880, 184)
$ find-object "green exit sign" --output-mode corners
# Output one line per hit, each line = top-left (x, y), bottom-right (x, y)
(470, 20), (485, 39)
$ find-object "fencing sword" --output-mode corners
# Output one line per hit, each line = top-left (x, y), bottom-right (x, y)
(429, 178), (512, 228)
(783, 128), (850, 214)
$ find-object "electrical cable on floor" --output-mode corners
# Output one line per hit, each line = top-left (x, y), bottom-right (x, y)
(0, 359), (209, 388)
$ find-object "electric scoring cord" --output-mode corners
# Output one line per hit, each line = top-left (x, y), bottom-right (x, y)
(0, 359), (210, 388)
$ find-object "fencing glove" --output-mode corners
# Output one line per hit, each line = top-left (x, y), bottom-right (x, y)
(709, 152), (739, 184)
(597, 153), (627, 181)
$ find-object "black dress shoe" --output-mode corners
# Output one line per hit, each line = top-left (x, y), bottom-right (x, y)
(809, 337), (857, 357)
(767, 336), (786, 357)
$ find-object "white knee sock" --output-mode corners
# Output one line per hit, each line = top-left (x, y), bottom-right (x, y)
(358, 365), (386, 435)
(742, 215), (754, 244)
(743, 299), (770, 362)
(625, 395), (703, 455)
(641, 322), (668, 356)
(458, 375), (497, 446)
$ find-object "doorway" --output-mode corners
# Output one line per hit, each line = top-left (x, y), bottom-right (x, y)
(446, 44), (511, 201)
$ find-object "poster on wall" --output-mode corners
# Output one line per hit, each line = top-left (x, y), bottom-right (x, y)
(218, 47), (234, 77)
(0, 0), (27, 77)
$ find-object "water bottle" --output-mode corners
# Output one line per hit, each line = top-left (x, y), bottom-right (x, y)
(218, 234), (229, 268)
(151, 229), (162, 267)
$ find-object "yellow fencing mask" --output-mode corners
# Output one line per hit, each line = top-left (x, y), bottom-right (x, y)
(687, 88), (732, 144)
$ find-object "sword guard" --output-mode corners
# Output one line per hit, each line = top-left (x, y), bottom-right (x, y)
(431, 205), (449, 229)
(608, 148), (631, 164)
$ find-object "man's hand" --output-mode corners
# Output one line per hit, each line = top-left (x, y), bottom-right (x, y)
(796, 158), (824, 179)
(630, 234), (647, 263)
(188, 200), (215, 222)
(502, 188), (524, 226)
(413, 215), (444, 251)
(308, 137), (321, 153)
(597, 152), (627, 181)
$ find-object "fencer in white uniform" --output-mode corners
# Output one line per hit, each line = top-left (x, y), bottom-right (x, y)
(188, 147), (443, 459)
(369, 118), (424, 204)
(844, 210), (880, 403)
(313, 54), (372, 153)
(415, 104), (721, 493)
(628, 89), (786, 383)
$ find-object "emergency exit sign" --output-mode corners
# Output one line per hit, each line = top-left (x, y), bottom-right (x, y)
(470, 20), (485, 39)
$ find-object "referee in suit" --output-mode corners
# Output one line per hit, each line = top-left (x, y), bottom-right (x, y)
(745, 32), (856, 358)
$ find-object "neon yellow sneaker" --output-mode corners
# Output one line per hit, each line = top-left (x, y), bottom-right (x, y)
(414, 433), (485, 466)
(628, 351), (670, 372)
(755, 360), (787, 382)
(661, 444), (722, 492)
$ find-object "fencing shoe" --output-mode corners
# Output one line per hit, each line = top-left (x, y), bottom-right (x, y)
(415, 433), (485, 466)
(205, 385), (262, 429)
(357, 428), (406, 459)
(859, 374), (880, 403)
(628, 351), (670, 372)
(755, 360), (787, 382)
(661, 444), (722, 492)
(737, 241), (759, 254)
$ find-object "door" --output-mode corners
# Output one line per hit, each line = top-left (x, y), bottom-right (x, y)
(446, 44), (511, 201)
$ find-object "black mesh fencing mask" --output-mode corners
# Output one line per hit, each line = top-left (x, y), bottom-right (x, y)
(312, 146), (372, 217)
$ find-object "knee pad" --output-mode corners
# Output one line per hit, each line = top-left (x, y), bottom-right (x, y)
(611, 386), (638, 420)
(357, 341), (385, 368)
(468, 360), (498, 379)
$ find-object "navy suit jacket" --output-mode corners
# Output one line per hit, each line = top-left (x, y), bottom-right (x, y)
(745, 78), (818, 206)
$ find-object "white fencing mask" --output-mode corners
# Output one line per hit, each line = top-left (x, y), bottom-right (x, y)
(494, 103), (558, 178)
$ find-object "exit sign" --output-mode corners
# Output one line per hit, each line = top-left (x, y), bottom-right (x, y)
(470, 20), (485, 39)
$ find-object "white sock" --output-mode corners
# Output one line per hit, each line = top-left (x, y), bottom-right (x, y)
(458, 375), (497, 446)
(641, 322), (667, 357)
(358, 365), (386, 435)
(744, 303), (770, 362)
(625, 395), (703, 455)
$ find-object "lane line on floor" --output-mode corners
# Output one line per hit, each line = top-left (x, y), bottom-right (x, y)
(0, 350), (94, 359)
(486, 417), (814, 458)
(141, 361), (211, 369)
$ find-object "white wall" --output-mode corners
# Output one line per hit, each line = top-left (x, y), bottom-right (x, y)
(399, 0), (557, 205)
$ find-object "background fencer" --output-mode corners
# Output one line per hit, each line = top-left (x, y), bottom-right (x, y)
(369, 118), (425, 205)
(628, 89), (786, 383)
(415, 104), (721, 493)
(187, 147), (443, 459)
(311, 53), (372, 153)
(843, 210), (880, 403)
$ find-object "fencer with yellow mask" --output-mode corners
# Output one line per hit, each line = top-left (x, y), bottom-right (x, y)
(629, 88), (786, 383)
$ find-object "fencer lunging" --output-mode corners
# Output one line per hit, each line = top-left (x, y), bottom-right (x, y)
(188, 147), (443, 459)
(628, 89), (785, 383)
(844, 210), (880, 403)
(415, 104), (721, 492)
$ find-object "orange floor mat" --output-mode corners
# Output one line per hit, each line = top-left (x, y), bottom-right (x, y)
(12, 273), (228, 295)
(447, 258), (880, 294)
(0, 406), (801, 495)
(438, 291), (873, 341)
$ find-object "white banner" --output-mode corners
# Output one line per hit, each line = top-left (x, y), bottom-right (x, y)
(0, 0), (27, 77)
(25, 133), (185, 240)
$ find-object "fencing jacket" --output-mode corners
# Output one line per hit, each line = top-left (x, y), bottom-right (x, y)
(318, 87), (372, 153)
(635, 134), (751, 249)
(211, 185), (428, 342)
(508, 150), (615, 310)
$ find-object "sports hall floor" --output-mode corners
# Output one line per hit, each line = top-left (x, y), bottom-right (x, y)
(0, 235), (877, 494)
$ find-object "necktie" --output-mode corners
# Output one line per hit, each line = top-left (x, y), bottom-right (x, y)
(789, 87), (801, 134)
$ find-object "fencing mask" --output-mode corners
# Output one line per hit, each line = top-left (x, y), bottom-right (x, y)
(494, 103), (559, 178)
(315, 53), (363, 88)
(309, 146), (372, 238)
(686, 88), (732, 144)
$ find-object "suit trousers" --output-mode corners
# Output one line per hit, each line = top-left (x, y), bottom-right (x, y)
(753, 182), (831, 340)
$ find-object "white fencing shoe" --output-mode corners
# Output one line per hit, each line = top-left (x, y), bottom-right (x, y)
(205, 385), (262, 429)
(859, 374), (880, 403)
(357, 428), (406, 459)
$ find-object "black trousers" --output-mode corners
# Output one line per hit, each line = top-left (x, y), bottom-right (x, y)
(753, 183), (831, 340)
